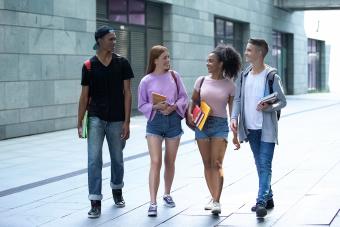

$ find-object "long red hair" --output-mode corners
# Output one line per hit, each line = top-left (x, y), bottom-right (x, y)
(146, 45), (168, 74)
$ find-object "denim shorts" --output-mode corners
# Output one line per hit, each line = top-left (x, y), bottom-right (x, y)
(195, 116), (229, 140)
(146, 111), (183, 139)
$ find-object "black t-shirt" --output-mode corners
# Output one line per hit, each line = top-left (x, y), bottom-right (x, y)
(81, 53), (134, 122)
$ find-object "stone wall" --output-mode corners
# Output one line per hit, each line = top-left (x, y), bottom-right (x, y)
(0, 0), (96, 139)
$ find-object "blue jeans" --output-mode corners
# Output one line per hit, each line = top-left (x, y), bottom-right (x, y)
(247, 129), (275, 205)
(87, 116), (126, 201)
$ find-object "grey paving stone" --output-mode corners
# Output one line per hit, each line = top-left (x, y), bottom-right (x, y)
(274, 195), (340, 225)
(0, 94), (340, 226)
(159, 214), (225, 227)
(0, 214), (55, 227)
(331, 212), (340, 227)
(217, 213), (276, 227)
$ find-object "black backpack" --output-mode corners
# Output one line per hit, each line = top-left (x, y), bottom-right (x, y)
(240, 67), (281, 120)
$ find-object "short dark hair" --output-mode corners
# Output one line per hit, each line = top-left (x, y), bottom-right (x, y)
(93, 25), (115, 50)
(248, 38), (269, 58)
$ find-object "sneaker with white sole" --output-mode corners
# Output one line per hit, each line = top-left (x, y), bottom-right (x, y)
(88, 200), (101, 218)
(211, 201), (221, 215)
(148, 203), (157, 217)
(204, 198), (213, 210)
(163, 194), (176, 207)
(112, 189), (125, 208)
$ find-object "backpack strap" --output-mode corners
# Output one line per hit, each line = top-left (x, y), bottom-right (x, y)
(239, 65), (252, 98)
(198, 76), (205, 90)
(193, 76), (205, 105)
(84, 59), (91, 71)
(266, 70), (281, 120)
(266, 71), (276, 94)
(84, 59), (92, 106)
(170, 70), (178, 93)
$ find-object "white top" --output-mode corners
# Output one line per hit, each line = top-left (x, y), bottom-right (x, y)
(244, 68), (268, 129)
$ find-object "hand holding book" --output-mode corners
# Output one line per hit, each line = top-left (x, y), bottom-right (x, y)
(152, 92), (167, 104)
(192, 105), (205, 127)
(258, 92), (278, 104)
(257, 92), (278, 111)
(191, 101), (211, 130)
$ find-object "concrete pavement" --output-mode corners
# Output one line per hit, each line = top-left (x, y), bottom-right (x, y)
(0, 93), (340, 227)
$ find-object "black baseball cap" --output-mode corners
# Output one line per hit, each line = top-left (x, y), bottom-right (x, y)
(93, 25), (115, 50)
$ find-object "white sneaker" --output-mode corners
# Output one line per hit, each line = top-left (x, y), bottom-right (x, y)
(204, 198), (213, 210)
(211, 201), (221, 214)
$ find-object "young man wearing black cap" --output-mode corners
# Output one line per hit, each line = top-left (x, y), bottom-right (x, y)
(77, 25), (134, 218)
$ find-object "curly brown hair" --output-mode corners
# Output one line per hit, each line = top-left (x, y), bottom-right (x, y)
(212, 44), (242, 79)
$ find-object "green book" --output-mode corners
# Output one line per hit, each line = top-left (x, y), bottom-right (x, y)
(82, 111), (88, 138)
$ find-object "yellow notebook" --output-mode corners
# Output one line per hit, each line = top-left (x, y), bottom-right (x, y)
(197, 101), (211, 130)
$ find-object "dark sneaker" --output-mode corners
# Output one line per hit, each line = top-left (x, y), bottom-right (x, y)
(251, 199), (274, 212)
(112, 189), (125, 208)
(266, 198), (274, 209)
(163, 195), (176, 208)
(256, 204), (267, 218)
(148, 204), (157, 217)
(88, 200), (101, 218)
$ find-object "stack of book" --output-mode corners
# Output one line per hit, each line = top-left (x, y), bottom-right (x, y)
(259, 92), (278, 104)
(192, 105), (205, 127)
(192, 101), (211, 131)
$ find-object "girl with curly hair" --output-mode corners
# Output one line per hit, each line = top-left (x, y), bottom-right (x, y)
(187, 44), (241, 214)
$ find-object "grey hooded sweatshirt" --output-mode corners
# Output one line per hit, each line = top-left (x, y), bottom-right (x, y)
(231, 66), (287, 144)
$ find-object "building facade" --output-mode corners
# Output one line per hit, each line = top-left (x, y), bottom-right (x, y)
(0, 0), (330, 140)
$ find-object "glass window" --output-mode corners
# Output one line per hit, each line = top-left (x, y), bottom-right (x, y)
(308, 38), (321, 91)
(215, 19), (224, 36)
(109, 0), (128, 23)
(108, 0), (145, 25)
(214, 17), (243, 54)
(129, 0), (145, 25)
(225, 21), (233, 39)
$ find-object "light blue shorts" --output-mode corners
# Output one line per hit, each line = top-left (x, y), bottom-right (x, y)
(195, 116), (229, 141)
(146, 111), (183, 139)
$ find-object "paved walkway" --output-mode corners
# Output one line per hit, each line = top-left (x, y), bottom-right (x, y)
(0, 93), (340, 227)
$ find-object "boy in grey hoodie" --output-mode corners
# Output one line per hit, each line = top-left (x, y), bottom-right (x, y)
(231, 38), (286, 218)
